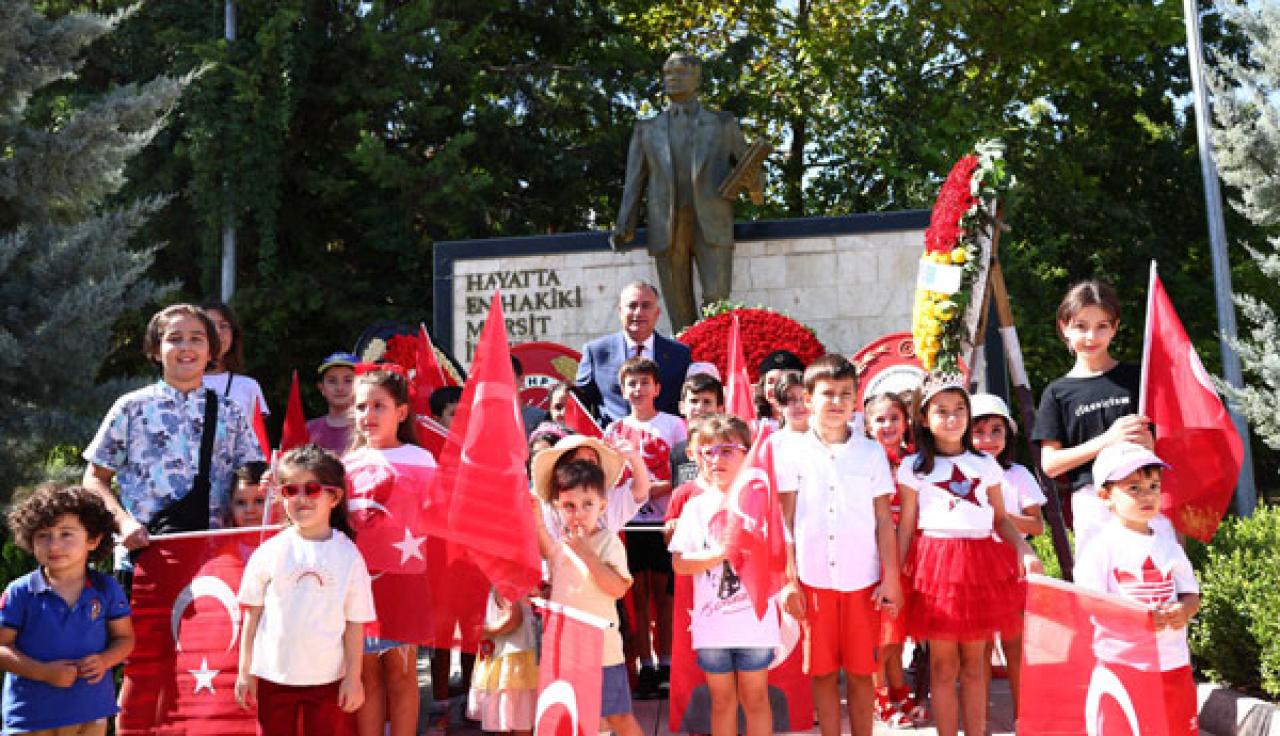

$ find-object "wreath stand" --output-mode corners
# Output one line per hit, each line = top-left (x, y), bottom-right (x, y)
(965, 211), (1076, 580)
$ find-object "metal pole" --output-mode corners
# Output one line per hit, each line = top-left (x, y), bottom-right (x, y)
(220, 0), (237, 302)
(1183, 0), (1256, 515)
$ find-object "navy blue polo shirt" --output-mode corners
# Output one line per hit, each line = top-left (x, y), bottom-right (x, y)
(1, 569), (130, 733)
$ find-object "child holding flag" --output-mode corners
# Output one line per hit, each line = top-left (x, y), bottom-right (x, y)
(669, 414), (779, 736)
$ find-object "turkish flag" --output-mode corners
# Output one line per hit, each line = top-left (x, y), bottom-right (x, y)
(535, 602), (605, 736)
(1020, 575), (1173, 736)
(412, 324), (451, 418)
(562, 390), (603, 438)
(429, 291), (541, 604)
(120, 529), (275, 736)
(1141, 268), (1244, 541)
(726, 315), (757, 422)
(279, 370), (309, 453)
(719, 425), (787, 618)
(670, 573), (813, 733)
(344, 449), (433, 576)
(249, 397), (270, 458)
(415, 415), (449, 459)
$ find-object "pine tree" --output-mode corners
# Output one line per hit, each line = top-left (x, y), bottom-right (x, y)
(0, 3), (187, 496)
(1211, 1), (1280, 449)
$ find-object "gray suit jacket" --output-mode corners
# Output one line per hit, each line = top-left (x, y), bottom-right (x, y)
(615, 101), (747, 255)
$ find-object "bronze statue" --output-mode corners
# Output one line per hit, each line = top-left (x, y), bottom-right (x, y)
(610, 52), (765, 332)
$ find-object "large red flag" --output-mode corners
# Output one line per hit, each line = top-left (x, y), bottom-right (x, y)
(279, 370), (309, 453)
(1140, 266), (1244, 541)
(725, 315), (757, 422)
(1021, 575), (1176, 736)
(719, 425), (787, 618)
(249, 397), (270, 458)
(535, 600), (606, 736)
(562, 390), (603, 438)
(428, 291), (541, 604)
(119, 529), (274, 736)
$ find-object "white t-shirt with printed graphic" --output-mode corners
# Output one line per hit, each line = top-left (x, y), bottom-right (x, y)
(604, 412), (687, 522)
(896, 451), (1005, 535)
(668, 488), (781, 650)
(238, 526), (376, 685)
(1074, 519), (1199, 671)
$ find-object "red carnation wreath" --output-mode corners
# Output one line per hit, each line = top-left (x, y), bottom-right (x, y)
(677, 306), (826, 383)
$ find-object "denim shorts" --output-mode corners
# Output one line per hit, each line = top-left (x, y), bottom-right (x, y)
(600, 663), (633, 717)
(363, 636), (411, 655)
(695, 647), (775, 674)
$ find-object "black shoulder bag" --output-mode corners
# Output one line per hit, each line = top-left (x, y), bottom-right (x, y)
(146, 389), (219, 535)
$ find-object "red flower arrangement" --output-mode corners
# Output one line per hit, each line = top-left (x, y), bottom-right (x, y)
(379, 334), (419, 372)
(678, 307), (826, 383)
(924, 154), (979, 254)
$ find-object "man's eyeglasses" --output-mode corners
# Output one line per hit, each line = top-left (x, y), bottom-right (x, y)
(698, 444), (748, 461)
(275, 481), (341, 499)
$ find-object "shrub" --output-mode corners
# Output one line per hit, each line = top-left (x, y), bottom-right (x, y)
(1189, 504), (1280, 696)
(1030, 529), (1069, 580)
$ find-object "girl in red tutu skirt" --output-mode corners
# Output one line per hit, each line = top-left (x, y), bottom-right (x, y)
(894, 373), (1042, 736)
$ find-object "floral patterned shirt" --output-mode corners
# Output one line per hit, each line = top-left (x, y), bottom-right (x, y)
(83, 381), (263, 529)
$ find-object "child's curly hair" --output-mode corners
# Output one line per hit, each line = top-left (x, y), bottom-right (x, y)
(7, 484), (118, 564)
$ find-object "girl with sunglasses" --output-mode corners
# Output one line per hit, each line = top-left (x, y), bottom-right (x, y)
(235, 444), (374, 736)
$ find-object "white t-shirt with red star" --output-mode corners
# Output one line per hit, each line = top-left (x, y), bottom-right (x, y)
(896, 451), (1004, 536)
(604, 412), (687, 522)
(1074, 518), (1199, 671)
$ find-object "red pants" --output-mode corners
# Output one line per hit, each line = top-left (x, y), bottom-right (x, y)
(256, 678), (352, 736)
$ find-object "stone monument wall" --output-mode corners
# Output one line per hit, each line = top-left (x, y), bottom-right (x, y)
(434, 211), (929, 364)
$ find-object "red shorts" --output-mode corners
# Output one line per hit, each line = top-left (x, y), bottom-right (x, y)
(803, 584), (879, 677)
(257, 678), (353, 736)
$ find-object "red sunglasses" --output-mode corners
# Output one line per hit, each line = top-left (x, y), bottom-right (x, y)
(275, 481), (342, 499)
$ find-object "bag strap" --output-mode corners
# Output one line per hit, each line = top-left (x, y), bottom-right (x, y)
(199, 389), (219, 479)
(224, 372), (235, 395)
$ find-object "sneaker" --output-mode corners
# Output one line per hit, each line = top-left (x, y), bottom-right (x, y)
(902, 696), (930, 724)
(633, 666), (659, 700)
(874, 690), (893, 722)
(883, 702), (915, 729)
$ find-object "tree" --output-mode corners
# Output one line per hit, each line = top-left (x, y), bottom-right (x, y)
(0, 2), (186, 496)
(1211, 1), (1280, 451)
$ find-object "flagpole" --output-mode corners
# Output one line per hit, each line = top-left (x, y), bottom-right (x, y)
(1138, 262), (1157, 417)
(1183, 0), (1257, 515)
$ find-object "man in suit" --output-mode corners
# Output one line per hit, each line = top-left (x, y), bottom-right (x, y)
(610, 51), (753, 333)
(575, 281), (692, 423)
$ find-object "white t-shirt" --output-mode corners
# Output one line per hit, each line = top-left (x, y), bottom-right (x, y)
(604, 412), (687, 522)
(1001, 463), (1048, 514)
(204, 372), (270, 416)
(238, 527), (377, 686)
(549, 530), (630, 666)
(668, 489), (781, 650)
(896, 451), (1004, 535)
(775, 429), (894, 590)
(1074, 519), (1199, 671)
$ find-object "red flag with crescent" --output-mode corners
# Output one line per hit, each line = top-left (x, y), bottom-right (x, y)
(119, 529), (275, 735)
(428, 291), (541, 605)
(279, 370), (309, 453)
(718, 425), (786, 618)
(535, 601), (606, 736)
(412, 324), (452, 418)
(562, 390), (603, 438)
(1020, 575), (1176, 736)
(1140, 268), (1243, 542)
(725, 314), (757, 422)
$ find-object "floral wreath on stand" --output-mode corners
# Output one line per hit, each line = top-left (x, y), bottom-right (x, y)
(912, 140), (1013, 373)
(677, 301), (826, 383)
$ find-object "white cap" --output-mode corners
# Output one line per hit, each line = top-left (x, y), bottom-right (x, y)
(970, 393), (1017, 435)
(1092, 442), (1169, 486)
(686, 362), (721, 381)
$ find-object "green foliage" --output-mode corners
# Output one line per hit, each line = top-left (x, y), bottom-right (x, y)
(0, 2), (186, 498)
(1211, 1), (1280, 460)
(1190, 505), (1280, 696)
(1030, 531), (1066, 581)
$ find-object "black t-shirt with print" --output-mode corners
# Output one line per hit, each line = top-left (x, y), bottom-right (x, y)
(1033, 362), (1142, 491)
(670, 439), (699, 490)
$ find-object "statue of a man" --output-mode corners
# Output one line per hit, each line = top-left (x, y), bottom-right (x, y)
(610, 52), (754, 333)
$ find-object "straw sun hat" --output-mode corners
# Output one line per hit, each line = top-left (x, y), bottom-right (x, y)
(530, 435), (626, 501)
